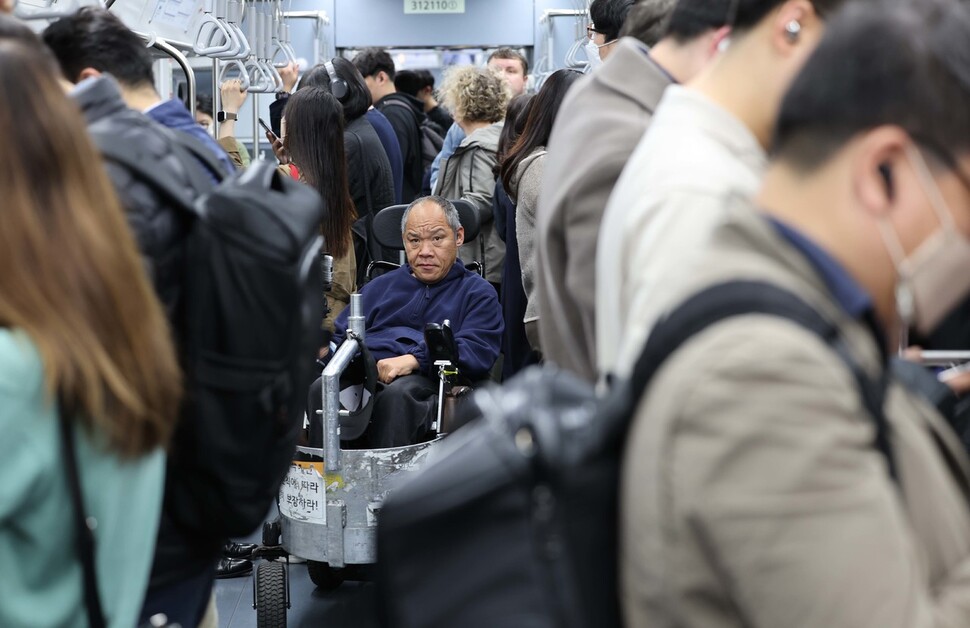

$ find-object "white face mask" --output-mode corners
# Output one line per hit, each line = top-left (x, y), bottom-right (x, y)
(877, 146), (970, 341)
(585, 37), (614, 71)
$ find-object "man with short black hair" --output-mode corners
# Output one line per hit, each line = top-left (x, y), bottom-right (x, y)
(395, 69), (453, 131)
(587, 0), (636, 63)
(354, 47), (436, 202)
(622, 1), (970, 624)
(598, 0), (850, 379)
(43, 7), (234, 174)
(536, 0), (731, 382)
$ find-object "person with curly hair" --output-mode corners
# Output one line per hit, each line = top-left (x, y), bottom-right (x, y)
(434, 65), (511, 292)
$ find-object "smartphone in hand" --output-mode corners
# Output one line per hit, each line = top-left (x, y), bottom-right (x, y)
(258, 117), (276, 139)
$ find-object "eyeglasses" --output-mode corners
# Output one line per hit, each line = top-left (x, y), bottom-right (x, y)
(586, 24), (603, 38)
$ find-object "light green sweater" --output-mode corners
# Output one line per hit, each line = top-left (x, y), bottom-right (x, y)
(0, 330), (165, 627)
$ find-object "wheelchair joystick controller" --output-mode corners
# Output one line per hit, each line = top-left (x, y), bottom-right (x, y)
(424, 320), (459, 434)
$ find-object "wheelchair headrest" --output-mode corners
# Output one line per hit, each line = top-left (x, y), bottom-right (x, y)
(372, 199), (481, 251)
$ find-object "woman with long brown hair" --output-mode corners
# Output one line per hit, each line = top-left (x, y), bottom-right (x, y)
(499, 69), (583, 354)
(0, 40), (182, 627)
(284, 86), (359, 340)
(302, 58), (397, 286)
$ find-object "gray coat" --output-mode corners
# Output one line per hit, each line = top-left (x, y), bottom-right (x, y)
(535, 38), (672, 382)
(434, 122), (505, 285)
(510, 148), (548, 350)
(622, 199), (970, 628)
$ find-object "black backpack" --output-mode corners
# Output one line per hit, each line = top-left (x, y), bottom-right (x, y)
(376, 281), (893, 628)
(90, 130), (326, 539)
(384, 99), (445, 173)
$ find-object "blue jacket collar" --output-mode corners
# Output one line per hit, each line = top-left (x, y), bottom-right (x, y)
(768, 217), (872, 319)
(403, 258), (467, 287)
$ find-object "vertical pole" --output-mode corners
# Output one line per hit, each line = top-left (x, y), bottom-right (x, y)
(212, 58), (220, 137)
(348, 294), (366, 340)
(253, 92), (260, 158)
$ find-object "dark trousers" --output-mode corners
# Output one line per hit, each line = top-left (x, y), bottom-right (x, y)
(307, 373), (438, 449)
(139, 565), (215, 627)
(367, 374), (439, 448)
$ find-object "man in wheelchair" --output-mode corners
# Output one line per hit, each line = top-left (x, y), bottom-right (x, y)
(311, 196), (503, 448)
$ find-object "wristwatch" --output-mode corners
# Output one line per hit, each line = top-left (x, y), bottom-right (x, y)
(216, 111), (237, 123)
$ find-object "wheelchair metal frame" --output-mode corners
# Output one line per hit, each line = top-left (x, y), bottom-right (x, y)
(279, 294), (439, 567)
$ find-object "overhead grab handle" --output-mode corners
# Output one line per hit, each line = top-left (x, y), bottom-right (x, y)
(194, 14), (234, 56)
(244, 55), (275, 93)
(207, 22), (245, 59)
(259, 8), (273, 63)
(223, 0), (251, 59)
(263, 59), (285, 91)
(270, 8), (297, 68)
(258, 8), (285, 90)
(218, 58), (251, 91)
(239, 7), (271, 92)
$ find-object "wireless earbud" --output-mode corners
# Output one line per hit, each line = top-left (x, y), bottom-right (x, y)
(878, 163), (895, 200)
(785, 20), (802, 42)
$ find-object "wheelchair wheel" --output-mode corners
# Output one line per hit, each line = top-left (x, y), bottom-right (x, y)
(255, 562), (287, 628)
(307, 560), (344, 591)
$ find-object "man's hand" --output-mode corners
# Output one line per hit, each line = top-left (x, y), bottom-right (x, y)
(906, 346), (970, 396)
(420, 92), (438, 113)
(377, 355), (420, 384)
(220, 79), (248, 113)
(279, 61), (299, 93)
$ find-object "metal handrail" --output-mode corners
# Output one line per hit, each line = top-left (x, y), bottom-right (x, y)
(152, 36), (196, 117)
(321, 294), (367, 474)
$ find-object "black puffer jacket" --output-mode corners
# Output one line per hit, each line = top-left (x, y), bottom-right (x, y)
(72, 76), (224, 589)
(72, 76), (202, 321)
(377, 92), (427, 202)
(346, 115), (397, 284)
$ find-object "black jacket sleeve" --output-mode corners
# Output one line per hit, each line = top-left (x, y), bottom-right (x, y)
(427, 106), (454, 134)
(269, 96), (288, 138)
(379, 102), (423, 202)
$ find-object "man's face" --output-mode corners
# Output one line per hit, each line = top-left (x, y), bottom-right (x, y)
(363, 72), (383, 103)
(488, 57), (526, 96)
(404, 201), (464, 284)
(891, 151), (970, 255)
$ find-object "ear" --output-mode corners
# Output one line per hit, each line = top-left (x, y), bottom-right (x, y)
(709, 26), (732, 57)
(851, 126), (911, 220)
(377, 71), (390, 85)
(770, 0), (814, 55)
(455, 226), (465, 247)
(78, 67), (102, 82)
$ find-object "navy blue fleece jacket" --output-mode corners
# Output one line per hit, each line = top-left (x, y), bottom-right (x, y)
(333, 260), (503, 380)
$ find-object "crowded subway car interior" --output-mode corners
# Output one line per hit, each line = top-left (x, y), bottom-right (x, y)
(6, 0), (970, 626)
